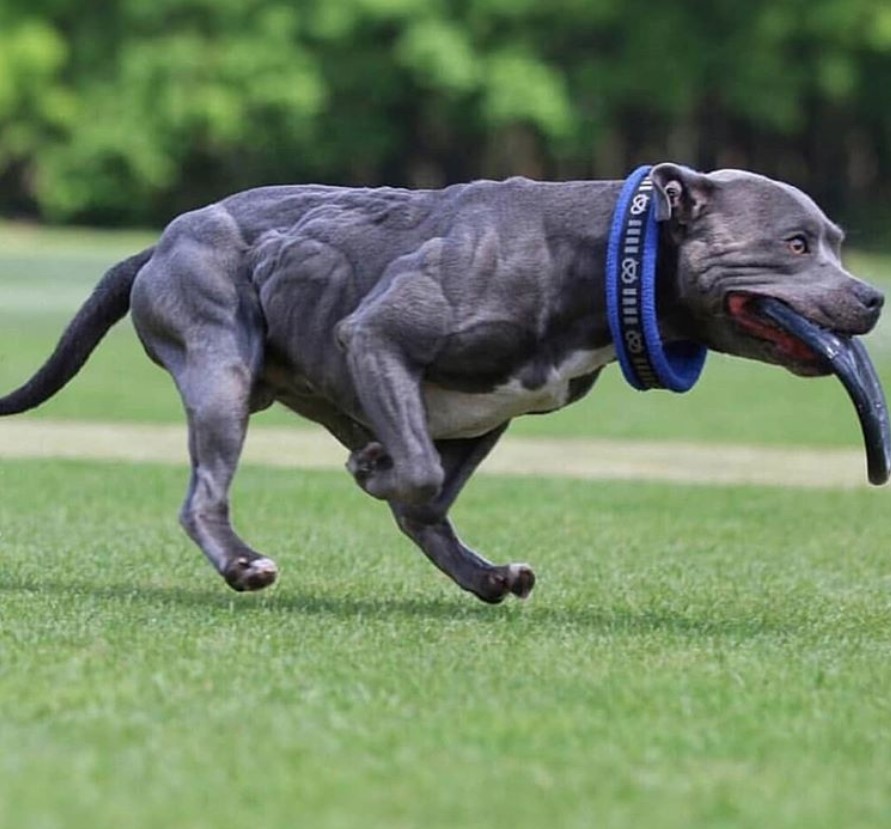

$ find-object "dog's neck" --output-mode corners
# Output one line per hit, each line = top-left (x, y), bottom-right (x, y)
(535, 179), (701, 351)
(655, 227), (698, 345)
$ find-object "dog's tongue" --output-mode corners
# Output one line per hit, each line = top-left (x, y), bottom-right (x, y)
(756, 297), (891, 485)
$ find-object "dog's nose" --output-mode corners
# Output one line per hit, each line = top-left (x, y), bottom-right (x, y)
(854, 284), (884, 332)
(862, 286), (885, 312)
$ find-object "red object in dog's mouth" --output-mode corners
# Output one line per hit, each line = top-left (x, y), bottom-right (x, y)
(725, 293), (822, 365)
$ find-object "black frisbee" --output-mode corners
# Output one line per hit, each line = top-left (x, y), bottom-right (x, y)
(756, 296), (891, 486)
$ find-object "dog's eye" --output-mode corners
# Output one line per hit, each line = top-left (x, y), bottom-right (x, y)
(786, 235), (809, 255)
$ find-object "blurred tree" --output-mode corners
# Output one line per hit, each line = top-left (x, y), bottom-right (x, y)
(0, 0), (890, 234)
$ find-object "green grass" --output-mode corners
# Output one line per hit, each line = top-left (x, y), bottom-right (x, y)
(1, 461), (891, 828)
(3, 224), (891, 828)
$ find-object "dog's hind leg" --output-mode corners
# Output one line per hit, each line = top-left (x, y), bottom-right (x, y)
(174, 348), (279, 592)
(390, 424), (535, 603)
(161, 348), (277, 591)
(131, 222), (276, 592)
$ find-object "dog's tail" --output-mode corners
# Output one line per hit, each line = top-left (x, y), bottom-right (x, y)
(0, 246), (155, 415)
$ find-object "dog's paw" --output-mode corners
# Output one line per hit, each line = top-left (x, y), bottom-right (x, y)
(223, 556), (279, 592)
(347, 442), (442, 505)
(476, 563), (536, 604)
(347, 442), (393, 482)
(506, 563), (536, 599)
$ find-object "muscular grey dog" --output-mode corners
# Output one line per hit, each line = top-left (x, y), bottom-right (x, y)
(0, 164), (883, 602)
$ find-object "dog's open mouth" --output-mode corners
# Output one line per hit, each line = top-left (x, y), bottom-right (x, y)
(726, 293), (825, 370)
(727, 292), (891, 485)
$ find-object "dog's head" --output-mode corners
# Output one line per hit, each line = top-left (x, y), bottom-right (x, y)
(651, 163), (884, 377)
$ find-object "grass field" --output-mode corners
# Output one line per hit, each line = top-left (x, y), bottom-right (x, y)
(2, 224), (891, 828)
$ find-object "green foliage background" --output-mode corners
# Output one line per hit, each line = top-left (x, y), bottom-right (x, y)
(2, 0), (891, 230)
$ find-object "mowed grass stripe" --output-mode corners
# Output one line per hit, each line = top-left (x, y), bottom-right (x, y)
(0, 418), (874, 488)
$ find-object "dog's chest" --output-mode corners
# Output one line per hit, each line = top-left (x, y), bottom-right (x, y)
(423, 346), (615, 439)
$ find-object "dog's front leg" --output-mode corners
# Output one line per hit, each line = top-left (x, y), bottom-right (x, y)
(390, 428), (535, 603)
(395, 514), (535, 603)
(338, 270), (449, 506)
(342, 337), (444, 505)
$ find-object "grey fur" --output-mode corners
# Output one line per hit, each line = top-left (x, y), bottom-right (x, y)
(0, 165), (883, 601)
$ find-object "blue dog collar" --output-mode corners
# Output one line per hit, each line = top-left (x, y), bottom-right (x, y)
(605, 165), (707, 392)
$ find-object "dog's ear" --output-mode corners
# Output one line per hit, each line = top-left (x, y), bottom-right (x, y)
(650, 163), (714, 225)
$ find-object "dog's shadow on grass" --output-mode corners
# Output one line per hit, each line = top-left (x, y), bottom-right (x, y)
(1, 576), (789, 640)
(3, 575), (503, 623)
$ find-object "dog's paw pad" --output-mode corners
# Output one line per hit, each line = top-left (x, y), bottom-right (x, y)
(507, 563), (535, 600)
(224, 556), (279, 592)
